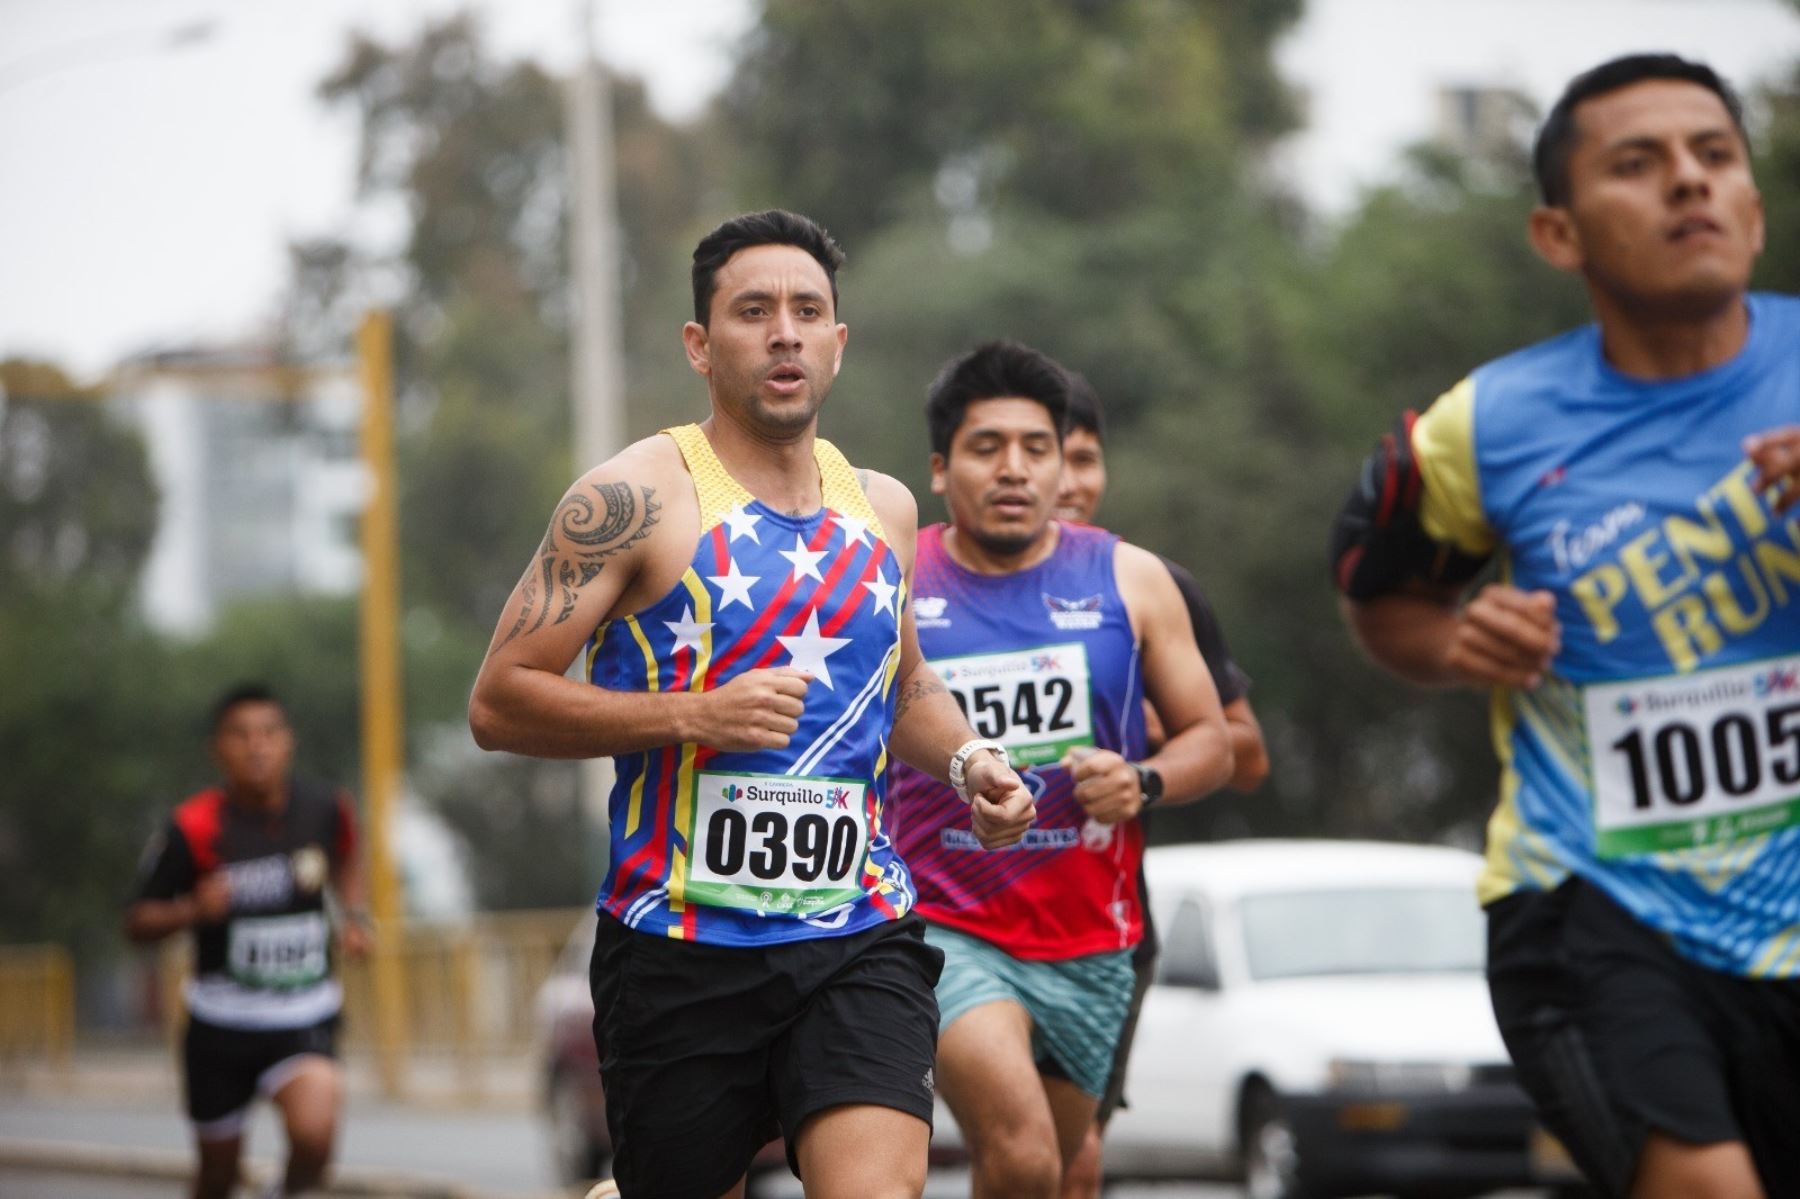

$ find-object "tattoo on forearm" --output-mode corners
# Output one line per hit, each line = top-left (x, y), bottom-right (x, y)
(501, 483), (661, 645)
(893, 674), (948, 724)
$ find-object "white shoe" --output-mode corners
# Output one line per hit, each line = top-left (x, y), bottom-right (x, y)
(582, 1182), (621, 1199)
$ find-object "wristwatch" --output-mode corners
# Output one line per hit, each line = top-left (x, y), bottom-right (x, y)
(948, 738), (1010, 803)
(1133, 762), (1164, 809)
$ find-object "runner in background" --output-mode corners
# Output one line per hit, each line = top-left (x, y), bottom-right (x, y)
(126, 683), (370, 1199)
(1329, 54), (1800, 1197)
(1053, 373), (1268, 1199)
(892, 340), (1234, 1198)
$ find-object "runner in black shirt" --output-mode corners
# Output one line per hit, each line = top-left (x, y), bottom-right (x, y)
(126, 684), (369, 1199)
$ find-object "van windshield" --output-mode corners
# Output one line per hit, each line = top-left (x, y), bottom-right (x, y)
(1238, 887), (1483, 981)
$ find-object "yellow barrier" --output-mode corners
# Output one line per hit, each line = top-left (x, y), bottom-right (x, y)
(0, 944), (75, 1071)
(157, 908), (586, 1100)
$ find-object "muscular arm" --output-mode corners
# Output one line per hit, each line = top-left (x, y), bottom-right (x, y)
(469, 440), (701, 758)
(1121, 544), (1233, 804)
(861, 474), (984, 782)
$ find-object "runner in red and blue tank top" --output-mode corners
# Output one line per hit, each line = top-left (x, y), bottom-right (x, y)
(891, 341), (1235, 1197)
(470, 211), (1034, 1199)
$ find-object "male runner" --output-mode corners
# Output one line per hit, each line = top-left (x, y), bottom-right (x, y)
(890, 341), (1234, 1197)
(126, 684), (370, 1199)
(468, 210), (1034, 1199)
(1052, 374), (1268, 1199)
(1329, 55), (1800, 1198)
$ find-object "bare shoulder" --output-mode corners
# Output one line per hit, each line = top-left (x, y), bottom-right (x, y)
(860, 470), (919, 539)
(1114, 540), (1183, 623)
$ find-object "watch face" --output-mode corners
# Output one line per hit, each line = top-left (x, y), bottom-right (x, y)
(1138, 765), (1163, 803)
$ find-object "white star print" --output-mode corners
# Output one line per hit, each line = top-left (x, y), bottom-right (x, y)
(779, 534), (828, 584)
(863, 566), (898, 621)
(707, 559), (760, 611)
(832, 512), (871, 548)
(777, 609), (852, 690)
(722, 505), (761, 545)
(663, 605), (712, 654)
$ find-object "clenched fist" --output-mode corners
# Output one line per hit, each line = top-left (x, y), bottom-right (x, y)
(966, 750), (1036, 849)
(1060, 746), (1141, 824)
(691, 668), (813, 751)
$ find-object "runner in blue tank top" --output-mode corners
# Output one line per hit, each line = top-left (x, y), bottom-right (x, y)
(892, 341), (1235, 1197)
(1331, 56), (1800, 1197)
(470, 211), (1033, 1199)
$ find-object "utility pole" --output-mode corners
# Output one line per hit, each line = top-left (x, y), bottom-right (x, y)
(356, 310), (409, 1098)
(565, 0), (625, 872)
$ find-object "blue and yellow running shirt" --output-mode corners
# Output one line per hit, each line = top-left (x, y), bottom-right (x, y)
(1411, 292), (1800, 978)
(589, 425), (916, 946)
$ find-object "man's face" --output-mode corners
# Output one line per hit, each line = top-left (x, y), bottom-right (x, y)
(682, 244), (848, 439)
(1055, 426), (1107, 524)
(931, 398), (1063, 558)
(1541, 79), (1763, 315)
(211, 701), (294, 796)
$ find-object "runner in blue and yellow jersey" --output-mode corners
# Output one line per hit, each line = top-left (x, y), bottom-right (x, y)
(470, 210), (1034, 1199)
(1331, 55), (1800, 1198)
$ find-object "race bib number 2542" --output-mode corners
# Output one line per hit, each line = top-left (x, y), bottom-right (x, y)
(1585, 656), (1800, 857)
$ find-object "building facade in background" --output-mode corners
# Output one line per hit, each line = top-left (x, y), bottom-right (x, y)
(110, 348), (364, 635)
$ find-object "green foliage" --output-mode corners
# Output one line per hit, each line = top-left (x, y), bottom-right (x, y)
(0, 363), (158, 603)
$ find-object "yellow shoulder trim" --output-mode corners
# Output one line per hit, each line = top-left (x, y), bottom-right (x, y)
(813, 437), (887, 544)
(1413, 378), (1496, 556)
(662, 424), (754, 536)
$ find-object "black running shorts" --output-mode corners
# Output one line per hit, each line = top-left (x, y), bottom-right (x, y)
(589, 910), (944, 1198)
(183, 1013), (339, 1134)
(1486, 876), (1800, 1196)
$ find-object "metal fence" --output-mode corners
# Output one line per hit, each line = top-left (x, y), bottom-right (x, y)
(0, 945), (74, 1071)
(156, 907), (587, 1099)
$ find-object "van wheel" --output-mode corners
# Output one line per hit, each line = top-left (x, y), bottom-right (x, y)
(1240, 1082), (1315, 1199)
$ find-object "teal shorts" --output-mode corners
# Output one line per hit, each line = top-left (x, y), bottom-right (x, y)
(926, 923), (1135, 1097)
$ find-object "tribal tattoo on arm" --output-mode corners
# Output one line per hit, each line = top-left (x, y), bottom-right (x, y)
(893, 672), (949, 724)
(501, 482), (661, 646)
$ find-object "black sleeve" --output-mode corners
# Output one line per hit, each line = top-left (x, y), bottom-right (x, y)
(1158, 555), (1249, 707)
(129, 818), (196, 904)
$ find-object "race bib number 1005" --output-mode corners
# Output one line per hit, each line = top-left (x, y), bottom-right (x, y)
(684, 771), (871, 916)
(1585, 655), (1800, 857)
(934, 643), (1094, 766)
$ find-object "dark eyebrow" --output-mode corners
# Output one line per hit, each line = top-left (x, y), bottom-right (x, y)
(1602, 125), (1737, 156)
(727, 288), (830, 309)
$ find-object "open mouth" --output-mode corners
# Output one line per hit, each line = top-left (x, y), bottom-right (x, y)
(1668, 215), (1723, 242)
(990, 494), (1034, 518)
(765, 363), (807, 394)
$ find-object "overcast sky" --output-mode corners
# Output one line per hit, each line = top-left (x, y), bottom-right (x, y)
(0, 0), (753, 377)
(3, 0), (1798, 379)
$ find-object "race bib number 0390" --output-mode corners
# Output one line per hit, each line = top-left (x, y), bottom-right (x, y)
(934, 643), (1094, 766)
(684, 771), (871, 916)
(1585, 655), (1800, 857)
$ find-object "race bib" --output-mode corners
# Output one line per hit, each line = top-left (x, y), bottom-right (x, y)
(685, 772), (871, 916)
(934, 643), (1094, 766)
(1585, 655), (1800, 857)
(227, 911), (329, 989)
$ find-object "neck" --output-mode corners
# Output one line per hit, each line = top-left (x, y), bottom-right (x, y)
(1590, 289), (1751, 381)
(226, 779), (287, 814)
(701, 413), (821, 515)
(942, 521), (1061, 576)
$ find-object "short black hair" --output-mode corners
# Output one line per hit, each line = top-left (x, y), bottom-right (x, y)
(1063, 371), (1105, 445)
(209, 683), (285, 734)
(691, 210), (846, 326)
(925, 341), (1071, 458)
(1534, 53), (1748, 206)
